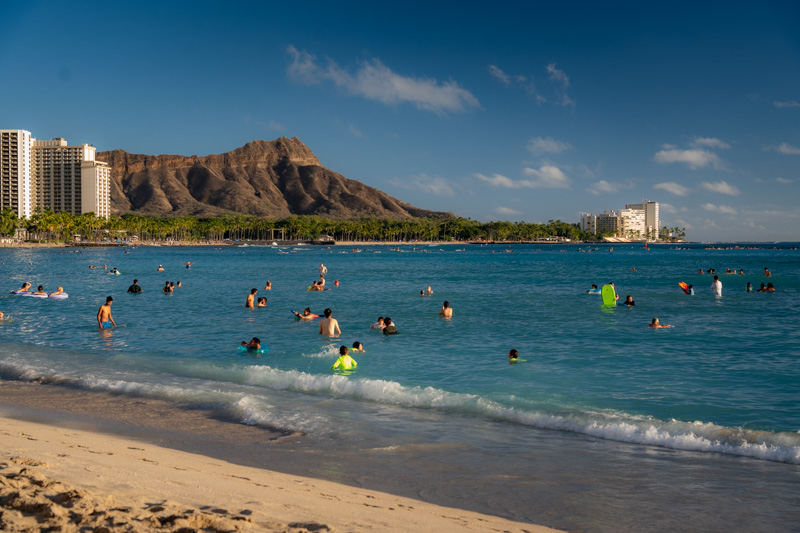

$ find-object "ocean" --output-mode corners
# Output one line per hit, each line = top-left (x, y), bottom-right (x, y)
(1, 242), (798, 531)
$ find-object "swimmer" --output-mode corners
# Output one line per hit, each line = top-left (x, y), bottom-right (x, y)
(264, 280), (272, 290)
(127, 279), (143, 294)
(351, 341), (366, 353)
(631, 267), (637, 272)
(767, 283), (775, 292)
(331, 345), (357, 371)
(0, 311), (4, 320)
(334, 280), (339, 287)
(370, 317), (385, 329)
(177, 281), (182, 287)
(96, 296), (116, 329)
(33, 285), (47, 295)
(163, 281), (173, 293)
(622, 295), (635, 306)
(184, 261), (193, 269)
(609, 282), (620, 302)
(648, 317), (671, 329)
(294, 307), (317, 319)
(420, 290), (425, 296)
(319, 263), (328, 277)
(426, 286), (434, 295)
(698, 269), (704, 274)
(746, 282), (753, 292)
(49, 286), (64, 296)
(382, 317), (398, 335)
(318, 275), (326, 288)
(246, 288), (257, 308)
(508, 349), (519, 362)
(688, 284), (694, 296)
(18, 282), (31, 293)
(739, 269), (745, 275)
(257, 297), (267, 307)
(170, 281), (176, 291)
(319, 308), (341, 336)
(757, 283), (768, 292)
(241, 337), (261, 350)
(586, 284), (599, 293)
(764, 267), (771, 277)
(157, 265), (165, 271)
(439, 301), (453, 318)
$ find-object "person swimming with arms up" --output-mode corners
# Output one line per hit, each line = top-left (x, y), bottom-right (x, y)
(331, 345), (357, 371)
(648, 317), (672, 328)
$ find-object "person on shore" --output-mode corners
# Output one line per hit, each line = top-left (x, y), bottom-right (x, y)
(241, 337), (261, 350)
(711, 275), (723, 297)
(764, 267), (771, 277)
(439, 301), (453, 318)
(648, 317), (671, 328)
(257, 297), (267, 307)
(623, 295), (635, 306)
(127, 279), (143, 294)
(163, 281), (173, 294)
(767, 283), (776, 292)
(97, 296), (116, 329)
(382, 317), (398, 335)
(331, 345), (357, 371)
(508, 349), (519, 363)
(264, 281), (271, 290)
(351, 341), (366, 353)
(319, 308), (341, 336)
(157, 265), (165, 271)
(319, 263), (328, 277)
(371, 317), (385, 330)
(49, 286), (65, 297)
(33, 285), (47, 295)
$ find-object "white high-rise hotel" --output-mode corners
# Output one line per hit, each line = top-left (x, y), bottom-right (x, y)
(581, 200), (660, 239)
(0, 129), (110, 219)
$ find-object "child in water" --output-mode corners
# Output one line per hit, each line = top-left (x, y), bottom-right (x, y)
(351, 341), (366, 353)
(331, 346), (357, 370)
(508, 349), (519, 361)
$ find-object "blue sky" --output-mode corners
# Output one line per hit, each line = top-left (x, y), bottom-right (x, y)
(2, 1), (799, 241)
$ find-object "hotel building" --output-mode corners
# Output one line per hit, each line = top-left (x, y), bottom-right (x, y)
(581, 200), (660, 239)
(0, 129), (110, 219)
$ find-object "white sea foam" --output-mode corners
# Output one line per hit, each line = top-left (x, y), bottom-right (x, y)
(2, 358), (799, 464)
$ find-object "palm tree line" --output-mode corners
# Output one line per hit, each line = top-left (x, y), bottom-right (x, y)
(0, 208), (596, 243)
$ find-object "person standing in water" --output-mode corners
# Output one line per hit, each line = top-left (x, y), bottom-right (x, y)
(711, 275), (723, 297)
(97, 296), (116, 329)
(319, 308), (341, 336)
(331, 346), (357, 371)
(439, 301), (453, 318)
(246, 288), (257, 308)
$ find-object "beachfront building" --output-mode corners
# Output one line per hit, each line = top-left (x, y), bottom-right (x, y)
(620, 207), (646, 239)
(625, 200), (659, 239)
(595, 210), (621, 236)
(0, 129), (111, 219)
(0, 129), (36, 218)
(580, 213), (597, 235)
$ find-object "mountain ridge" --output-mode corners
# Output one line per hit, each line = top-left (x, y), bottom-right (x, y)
(99, 137), (451, 219)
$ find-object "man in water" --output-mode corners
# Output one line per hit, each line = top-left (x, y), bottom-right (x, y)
(764, 267), (771, 277)
(711, 275), (723, 297)
(439, 301), (453, 318)
(241, 337), (261, 350)
(246, 288), (257, 308)
(157, 265), (165, 271)
(97, 296), (116, 329)
(609, 282), (620, 302)
(319, 263), (328, 277)
(382, 317), (398, 335)
(623, 295), (635, 306)
(127, 279), (143, 294)
(319, 308), (341, 336)
(648, 317), (672, 328)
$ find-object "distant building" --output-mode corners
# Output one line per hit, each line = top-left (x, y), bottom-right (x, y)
(625, 200), (659, 239)
(620, 207), (645, 238)
(580, 200), (660, 240)
(596, 210), (621, 236)
(0, 129), (110, 219)
(580, 213), (596, 234)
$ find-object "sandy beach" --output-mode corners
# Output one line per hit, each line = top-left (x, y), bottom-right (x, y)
(0, 385), (558, 532)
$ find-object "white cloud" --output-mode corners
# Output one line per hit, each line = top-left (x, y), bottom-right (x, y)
(476, 165), (570, 190)
(527, 136), (571, 155)
(495, 206), (522, 216)
(692, 137), (730, 149)
(703, 203), (737, 215)
(588, 180), (620, 194)
(775, 142), (800, 155)
(776, 177), (793, 184)
(393, 174), (455, 197)
(774, 100), (800, 108)
(701, 180), (740, 196)
(660, 202), (678, 214)
(654, 148), (723, 169)
(653, 182), (690, 196)
(674, 218), (693, 230)
(488, 65), (511, 86)
(286, 45), (480, 114)
(546, 63), (570, 87)
(348, 124), (364, 138)
(521, 165), (571, 188)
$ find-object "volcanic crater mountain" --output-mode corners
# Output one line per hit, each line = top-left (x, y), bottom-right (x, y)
(99, 137), (449, 219)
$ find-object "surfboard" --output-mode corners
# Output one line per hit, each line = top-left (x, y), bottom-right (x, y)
(601, 285), (617, 306)
(678, 281), (691, 295)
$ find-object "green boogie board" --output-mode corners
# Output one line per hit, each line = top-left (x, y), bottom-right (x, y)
(601, 285), (617, 306)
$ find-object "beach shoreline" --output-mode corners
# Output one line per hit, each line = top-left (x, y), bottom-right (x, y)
(0, 381), (558, 532)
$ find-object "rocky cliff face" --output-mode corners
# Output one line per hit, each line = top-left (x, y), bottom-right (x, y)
(99, 137), (449, 219)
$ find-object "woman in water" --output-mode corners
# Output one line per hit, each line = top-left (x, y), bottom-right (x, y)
(648, 318), (672, 329)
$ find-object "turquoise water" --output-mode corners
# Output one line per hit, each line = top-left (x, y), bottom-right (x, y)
(1, 243), (799, 528)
